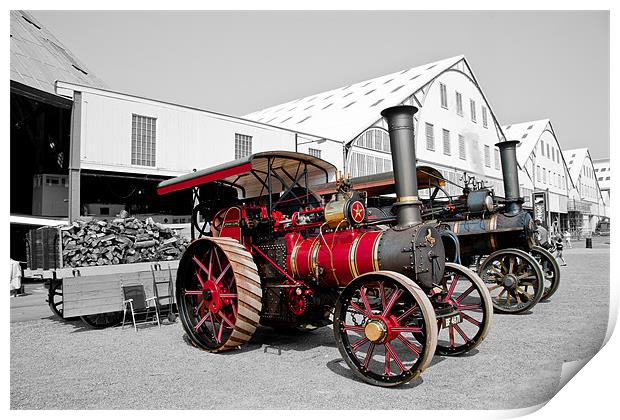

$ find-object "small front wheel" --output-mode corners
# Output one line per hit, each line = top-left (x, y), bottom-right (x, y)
(333, 271), (438, 387)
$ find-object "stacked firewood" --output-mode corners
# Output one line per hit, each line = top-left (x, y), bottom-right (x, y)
(61, 216), (190, 267)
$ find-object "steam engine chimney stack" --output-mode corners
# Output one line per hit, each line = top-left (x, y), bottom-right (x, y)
(496, 140), (523, 214)
(380, 105), (423, 228)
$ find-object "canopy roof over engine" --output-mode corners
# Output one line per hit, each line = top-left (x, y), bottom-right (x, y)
(314, 166), (445, 196)
(157, 151), (337, 198)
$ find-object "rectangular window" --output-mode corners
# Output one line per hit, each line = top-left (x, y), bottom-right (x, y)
(537, 165), (541, 180)
(484, 145), (490, 167)
(456, 92), (463, 116)
(540, 141), (545, 156)
(458, 134), (466, 160)
(470, 99), (476, 122)
(308, 148), (321, 159)
(234, 133), (252, 159)
(482, 106), (488, 128)
(442, 129), (451, 155)
(494, 148), (500, 169)
(425, 123), (435, 151)
(131, 114), (156, 167)
(440, 83), (448, 109)
(542, 167), (546, 183)
(546, 144), (550, 157)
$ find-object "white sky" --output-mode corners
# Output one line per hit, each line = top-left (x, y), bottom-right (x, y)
(32, 10), (609, 158)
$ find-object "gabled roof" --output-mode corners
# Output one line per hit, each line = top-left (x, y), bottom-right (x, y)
(502, 119), (551, 165)
(564, 148), (589, 183)
(593, 158), (610, 191)
(243, 55), (465, 142)
(10, 10), (107, 98)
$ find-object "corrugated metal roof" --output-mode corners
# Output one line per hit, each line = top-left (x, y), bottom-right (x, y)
(243, 55), (465, 142)
(501, 119), (551, 166)
(10, 10), (107, 97)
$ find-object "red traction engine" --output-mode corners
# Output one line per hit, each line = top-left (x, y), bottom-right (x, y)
(157, 106), (493, 386)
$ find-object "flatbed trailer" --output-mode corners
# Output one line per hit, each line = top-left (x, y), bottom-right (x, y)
(26, 260), (179, 328)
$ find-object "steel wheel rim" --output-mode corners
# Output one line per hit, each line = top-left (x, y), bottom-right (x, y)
(177, 241), (239, 350)
(479, 249), (544, 314)
(49, 282), (64, 318)
(436, 263), (492, 355)
(334, 275), (436, 386)
(530, 246), (560, 301)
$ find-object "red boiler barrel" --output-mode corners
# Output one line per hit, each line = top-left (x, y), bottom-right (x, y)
(285, 229), (383, 287)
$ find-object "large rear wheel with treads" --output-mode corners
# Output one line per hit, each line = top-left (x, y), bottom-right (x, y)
(530, 246), (561, 301)
(478, 248), (544, 314)
(333, 271), (438, 387)
(176, 237), (262, 352)
(435, 262), (493, 356)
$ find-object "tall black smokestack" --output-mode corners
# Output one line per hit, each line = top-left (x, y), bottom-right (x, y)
(496, 140), (523, 214)
(381, 105), (422, 228)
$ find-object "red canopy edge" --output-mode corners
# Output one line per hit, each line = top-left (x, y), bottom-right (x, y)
(157, 162), (253, 196)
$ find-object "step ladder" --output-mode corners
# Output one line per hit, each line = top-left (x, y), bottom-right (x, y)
(151, 264), (177, 323)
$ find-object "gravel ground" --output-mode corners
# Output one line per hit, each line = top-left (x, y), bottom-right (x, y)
(10, 239), (609, 410)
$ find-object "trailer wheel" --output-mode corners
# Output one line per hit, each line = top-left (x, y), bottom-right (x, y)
(47, 279), (64, 319)
(176, 236), (262, 352)
(80, 311), (123, 329)
(333, 271), (437, 387)
(530, 246), (561, 301)
(435, 263), (493, 356)
(478, 248), (544, 314)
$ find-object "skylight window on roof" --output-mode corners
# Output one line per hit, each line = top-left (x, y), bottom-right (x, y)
(365, 89), (375, 96)
(392, 85), (404, 93)
(427, 64), (436, 70)
(266, 117), (277, 124)
(527, 125), (533, 130)
(322, 103), (333, 110)
(304, 105), (314, 111)
(506, 125), (512, 129)
(410, 75), (420, 81)
(362, 82), (372, 88)
(287, 107), (297, 112)
(343, 92), (353, 98)
(521, 134), (527, 139)
(281, 117), (292, 123)
(383, 79), (394, 85)
(371, 99), (384, 107)
(343, 102), (356, 109)
(324, 94), (333, 100)
(298, 116), (311, 123)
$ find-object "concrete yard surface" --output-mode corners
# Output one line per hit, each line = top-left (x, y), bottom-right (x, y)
(11, 239), (610, 409)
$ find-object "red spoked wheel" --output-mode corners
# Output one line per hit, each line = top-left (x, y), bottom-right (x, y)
(478, 248), (544, 314)
(333, 271), (437, 387)
(435, 262), (493, 356)
(176, 237), (262, 352)
(530, 246), (561, 301)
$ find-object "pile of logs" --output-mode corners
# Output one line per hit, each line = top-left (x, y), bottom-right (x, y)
(61, 215), (190, 267)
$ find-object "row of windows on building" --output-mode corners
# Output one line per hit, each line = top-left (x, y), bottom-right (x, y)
(424, 123), (500, 169)
(535, 164), (566, 190)
(349, 151), (393, 178)
(354, 128), (391, 152)
(540, 139), (561, 164)
(579, 180), (599, 201)
(439, 83), (489, 129)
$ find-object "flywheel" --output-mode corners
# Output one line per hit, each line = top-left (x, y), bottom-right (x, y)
(176, 236), (262, 351)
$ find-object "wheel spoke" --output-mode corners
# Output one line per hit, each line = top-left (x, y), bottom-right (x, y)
(453, 324), (470, 343)
(184, 290), (203, 295)
(362, 343), (375, 370)
(446, 274), (460, 299)
(396, 333), (421, 355)
(218, 311), (235, 327)
(193, 311), (211, 332)
(385, 342), (407, 373)
(396, 303), (419, 323)
(449, 325), (455, 347)
(210, 312), (218, 343)
(351, 336), (369, 352)
(508, 257), (515, 274)
(487, 284), (503, 292)
(379, 282), (386, 312)
(457, 303), (482, 311)
(461, 312), (481, 326)
(455, 285), (476, 303)
(220, 293), (237, 298)
(343, 324), (365, 332)
(382, 288), (403, 316)
(349, 302), (369, 317)
(391, 326), (423, 333)
(359, 287), (372, 315)
(192, 255), (210, 280)
(383, 346), (391, 376)
(215, 263), (231, 284)
(216, 318), (225, 343)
